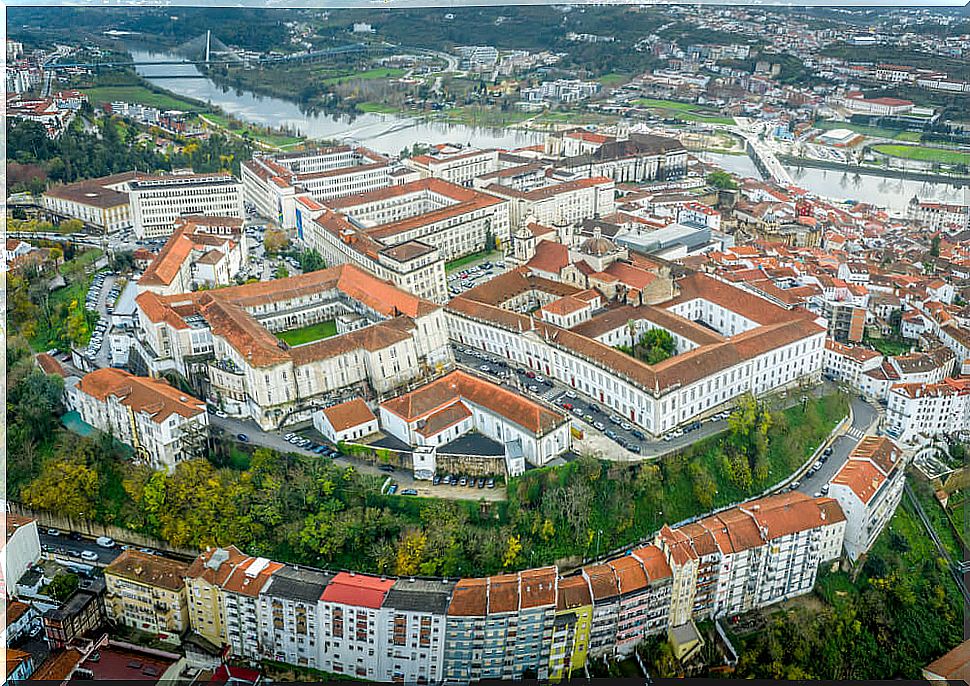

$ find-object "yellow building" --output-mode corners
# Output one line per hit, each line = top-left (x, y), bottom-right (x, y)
(104, 549), (190, 642)
(182, 546), (250, 648)
(548, 575), (593, 682)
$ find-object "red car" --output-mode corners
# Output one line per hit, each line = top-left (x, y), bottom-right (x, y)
(525, 371), (536, 379)
(562, 402), (574, 411)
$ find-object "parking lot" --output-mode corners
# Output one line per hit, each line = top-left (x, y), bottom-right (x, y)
(80, 270), (119, 360)
(452, 347), (728, 459)
(446, 258), (508, 297)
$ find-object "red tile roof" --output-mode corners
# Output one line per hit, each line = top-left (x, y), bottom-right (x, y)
(320, 398), (376, 432)
(320, 572), (394, 608)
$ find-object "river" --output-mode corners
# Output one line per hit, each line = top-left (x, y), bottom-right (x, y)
(697, 151), (969, 215)
(130, 47), (542, 154)
(131, 46), (967, 213)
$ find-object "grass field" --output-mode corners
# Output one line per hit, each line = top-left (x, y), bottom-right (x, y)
(322, 67), (407, 86)
(80, 86), (203, 112)
(633, 98), (734, 125)
(872, 144), (970, 166)
(597, 72), (630, 86)
(865, 335), (912, 357)
(277, 320), (338, 346)
(357, 102), (401, 114)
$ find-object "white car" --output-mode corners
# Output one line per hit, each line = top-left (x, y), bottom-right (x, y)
(80, 550), (99, 562)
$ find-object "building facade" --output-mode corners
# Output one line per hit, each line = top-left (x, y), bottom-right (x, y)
(127, 172), (244, 239)
(64, 368), (208, 471)
(104, 550), (190, 640)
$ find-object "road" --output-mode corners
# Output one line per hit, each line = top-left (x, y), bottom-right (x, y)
(40, 531), (123, 567)
(453, 347), (862, 462)
(794, 394), (878, 496)
(210, 415), (506, 502)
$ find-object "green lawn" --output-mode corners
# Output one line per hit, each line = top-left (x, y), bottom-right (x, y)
(597, 72), (631, 86)
(912, 480), (964, 560)
(445, 249), (500, 272)
(277, 320), (338, 346)
(321, 67), (407, 86)
(358, 102), (401, 114)
(872, 144), (970, 166)
(80, 86), (203, 112)
(633, 98), (734, 125)
(865, 334), (912, 357)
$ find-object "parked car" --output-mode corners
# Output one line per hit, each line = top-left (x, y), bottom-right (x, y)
(237, 433), (249, 442)
(486, 478), (495, 489)
(46, 528), (60, 537)
(379, 464), (395, 472)
(401, 489), (418, 496)
(96, 536), (116, 548)
(387, 484), (398, 495)
(80, 550), (99, 562)
(631, 430), (645, 440)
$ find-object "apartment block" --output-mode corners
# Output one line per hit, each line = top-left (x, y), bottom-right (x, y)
(104, 550), (190, 641)
(257, 565), (332, 669)
(379, 578), (455, 684)
(318, 572), (395, 679)
(403, 145), (500, 187)
(885, 377), (970, 444)
(548, 576), (593, 682)
(829, 436), (906, 561)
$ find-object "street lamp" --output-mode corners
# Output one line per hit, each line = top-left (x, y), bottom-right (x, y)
(595, 529), (603, 559)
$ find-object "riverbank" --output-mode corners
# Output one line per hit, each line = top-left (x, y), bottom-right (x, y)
(779, 154), (970, 187)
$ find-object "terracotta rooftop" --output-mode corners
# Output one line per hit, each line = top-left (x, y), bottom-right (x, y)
(106, 549), (189, 591)
(319, 398), (376, 432)
(320, 572), (394, 609)
(380, 370), (566, 437)
(75, 368), (205, 424)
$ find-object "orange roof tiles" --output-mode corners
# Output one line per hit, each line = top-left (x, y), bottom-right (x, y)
(320, 572), (394, 608)
(381, 370), (566, 436)
(487, 574), (519, 614)
(320, 398), (376, 432)
(76, 368), (205, 424)
(556, 575), (592, 611)
(448, 578), (488, 617)
(106, 549), (189, 591)
(606, 556), (648, 595)
(519, 567), (558, 609)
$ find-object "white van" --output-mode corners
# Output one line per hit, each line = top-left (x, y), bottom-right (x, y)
(95, 536), (115, 548)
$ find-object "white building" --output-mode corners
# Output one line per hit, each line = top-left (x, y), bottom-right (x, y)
(138, 216), (247, 296)
(403, 145), (499, 187)
(42, 171), (142, 233)
(907, 200), (970, 233)
(257, 565), (330, 669)
(885, 378), (970, 445)
(482, 176), (615, 230)
(379, 370), (572, 467)
(828, 436), (906, 561)
(241, 147), (392, 230)
(447, 269), (826, 437)
(134, 264), (452, 430)
(128, 172), (244, 240)
(378, 578), (454, 684)
(312, 398), (378, 444)
(299, 178), (510, 303)
(318, 572), (396, 679)
(656, 492), (846, 622)
(823, 339), (883, 388)
(2, 515), (41, 597)
(64, 368), (209, 470)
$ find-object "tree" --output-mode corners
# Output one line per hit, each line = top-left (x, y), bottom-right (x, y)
(274, 264), (289, 279)
(503, 534), (523, 568)
(930, 234), (942, 258)
(707, 170), (738, 190)
(395, 530), (428, 575)
(47, 573), (80, 601)
(689, 462), (716, 509)
(60, 218), (84, 233)
(264, 228), (289, 254)
(22, 458), (99, 519)
(298, 249), (326, 273)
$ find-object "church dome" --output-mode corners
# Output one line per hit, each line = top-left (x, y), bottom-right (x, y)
(580, 235), (617, 257)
